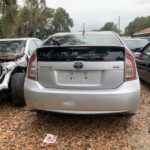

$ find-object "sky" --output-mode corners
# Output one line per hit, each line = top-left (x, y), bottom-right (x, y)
(45, 0), (150, 32)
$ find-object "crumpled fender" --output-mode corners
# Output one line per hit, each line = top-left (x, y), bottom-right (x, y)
(0, 54), (28, 91)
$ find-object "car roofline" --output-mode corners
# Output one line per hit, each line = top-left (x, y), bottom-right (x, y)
(124, 38), (149, 41)
(44, 31), (124, 47)
(52, 31), (116, 36)
(0, 38), (39, 41)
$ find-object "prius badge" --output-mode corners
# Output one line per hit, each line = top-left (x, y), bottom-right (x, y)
(74, 62), (83, 70)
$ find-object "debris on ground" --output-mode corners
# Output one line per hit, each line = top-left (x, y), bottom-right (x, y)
(0, 82), (149, 149)
(43, 134), (57, 144)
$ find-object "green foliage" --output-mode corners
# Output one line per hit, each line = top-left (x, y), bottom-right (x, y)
(125, 16), (150, 36)
(52, 8), (74, 33)
(36, 7), (55, 38)
(99, 22), (120, 33)
(15, 6), (34, 37)
(0, 0), (17, 37)
(0, 0), (74, 38)
(36, 7), (74, 39)
(0, 18), (4, 37)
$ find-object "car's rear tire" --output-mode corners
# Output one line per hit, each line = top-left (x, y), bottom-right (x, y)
(11, 73), (26, 106)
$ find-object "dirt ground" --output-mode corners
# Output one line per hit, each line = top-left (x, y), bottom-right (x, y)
(0, 81), (150, 150)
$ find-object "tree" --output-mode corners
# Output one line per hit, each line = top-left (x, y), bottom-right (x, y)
(36, 7), (74, 38)
(16, 0), (51, 37)
(0, 0), (74, 38)
(99, 22), (120, 33)
(15, 0), (46, 37)
(25, 0), (44, 8)
(125, 16), (150, 36)
(36, 7), (55, 38)
(0, 0), (17, 37)
(15, 6), (34, 37)
(52, 8), (74, 33)
(0, 18), (4, 37)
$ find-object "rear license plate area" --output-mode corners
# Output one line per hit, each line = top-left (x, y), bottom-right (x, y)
(57, 70), (101, 86)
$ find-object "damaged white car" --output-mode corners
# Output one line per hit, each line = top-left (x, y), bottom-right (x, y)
(0, 38), (42, 105)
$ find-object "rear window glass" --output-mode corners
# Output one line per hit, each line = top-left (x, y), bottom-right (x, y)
(35, 40), (42, 47)
(124, 39), (149, 49)
(43, 34), (122, 46)
(37, 46), (125, 62)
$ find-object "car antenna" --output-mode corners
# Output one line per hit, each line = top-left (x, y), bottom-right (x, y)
(82, 23), (85, 37)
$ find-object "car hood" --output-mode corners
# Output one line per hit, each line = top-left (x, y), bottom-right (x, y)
(0, 53), (22, 62)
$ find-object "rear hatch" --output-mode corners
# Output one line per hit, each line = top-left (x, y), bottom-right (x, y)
(37, 46), (125, 90)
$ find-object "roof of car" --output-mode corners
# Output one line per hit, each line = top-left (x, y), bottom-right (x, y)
(54, 31), (114, 36)
(0, 38), (38, 41)
(42, 31), (124, 47)
(124, 38), (149, 41)
(53, 31), (116, 36)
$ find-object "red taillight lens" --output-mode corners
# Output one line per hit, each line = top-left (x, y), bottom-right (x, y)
(125, 52), (137, 81)
(27, 52), (37, 80)
(135, 53), (144, 60)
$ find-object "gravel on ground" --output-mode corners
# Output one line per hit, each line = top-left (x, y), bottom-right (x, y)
(0, 81), (150, 150)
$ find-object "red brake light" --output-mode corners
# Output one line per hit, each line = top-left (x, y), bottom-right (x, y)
(125, 52), (137, 81)
(135, 53), (144, 60)
(27, 52), (37, 80)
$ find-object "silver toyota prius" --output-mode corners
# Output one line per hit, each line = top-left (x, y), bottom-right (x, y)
(24, 32), (140, 115)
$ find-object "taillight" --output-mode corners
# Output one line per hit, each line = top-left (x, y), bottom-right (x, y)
(27, 52), (37, 80)
(125, 52), (137, 81)
(135, 53), (144, 60)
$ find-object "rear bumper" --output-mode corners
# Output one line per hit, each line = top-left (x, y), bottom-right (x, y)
(24, 79), (140, 114)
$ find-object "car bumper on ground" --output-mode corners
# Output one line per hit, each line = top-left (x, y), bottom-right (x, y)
(24, 79), (140, 114)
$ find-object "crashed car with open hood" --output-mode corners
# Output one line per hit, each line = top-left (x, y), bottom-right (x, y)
(0, 38), (42, 105)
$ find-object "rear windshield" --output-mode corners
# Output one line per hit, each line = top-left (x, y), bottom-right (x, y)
(37, 46), (125, 62)
(0, 40), (26, 55)
(124, 39), (149, 49)
(43, 34), (122, 46)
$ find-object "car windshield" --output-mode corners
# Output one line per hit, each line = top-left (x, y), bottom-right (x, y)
(0, 40), (26, 55)
(124, 39), (149, 49)
(43, 34), (122, 46)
